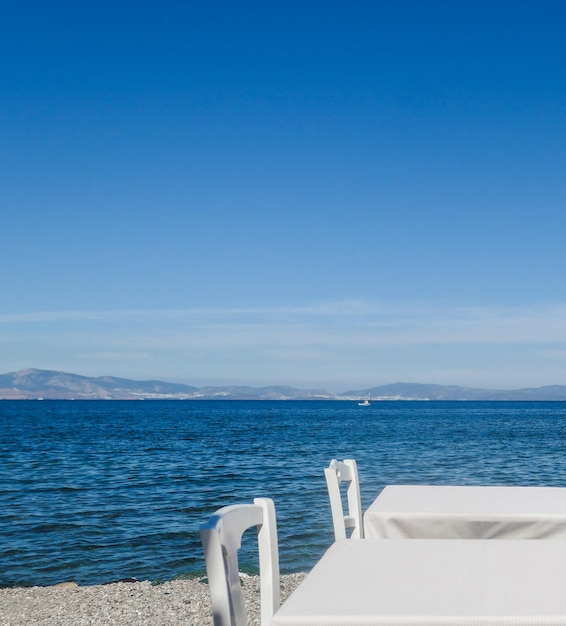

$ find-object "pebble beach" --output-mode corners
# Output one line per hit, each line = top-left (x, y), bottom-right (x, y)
(0, 574), (306, 626)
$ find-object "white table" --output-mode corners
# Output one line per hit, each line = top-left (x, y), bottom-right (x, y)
(271, 539), (566, 625)
(363, 485), (566, 539)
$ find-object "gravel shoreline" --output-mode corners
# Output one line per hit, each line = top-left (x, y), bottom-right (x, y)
(0, 573), (307, 626)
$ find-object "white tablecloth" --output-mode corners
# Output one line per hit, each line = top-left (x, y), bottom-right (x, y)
(363, 485), (566, 539)
(270, 539), (566, 625)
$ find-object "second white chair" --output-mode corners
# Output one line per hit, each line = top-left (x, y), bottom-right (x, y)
(324, 458), (364, 540)
(200, 497), (280, 626)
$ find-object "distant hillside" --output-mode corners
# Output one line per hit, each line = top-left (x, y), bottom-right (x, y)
(2, 369), (566, 401)
(343, 382), (566, 401)
(0, 369), (339, 400)
(0, 368), (200, 400)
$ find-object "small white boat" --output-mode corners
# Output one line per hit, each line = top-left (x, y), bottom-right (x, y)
(358, 397), (371, 406)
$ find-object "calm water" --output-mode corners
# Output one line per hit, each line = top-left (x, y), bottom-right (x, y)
(2, 400), (566, 587)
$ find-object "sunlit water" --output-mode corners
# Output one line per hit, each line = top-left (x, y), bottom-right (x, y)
(2, 400), (566, 587)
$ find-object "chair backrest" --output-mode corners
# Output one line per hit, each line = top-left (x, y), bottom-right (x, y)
(324, 459), (364, 540)
(200, 497), (280, 626)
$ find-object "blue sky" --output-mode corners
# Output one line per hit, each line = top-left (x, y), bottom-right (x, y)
(2, 1), (566, 390)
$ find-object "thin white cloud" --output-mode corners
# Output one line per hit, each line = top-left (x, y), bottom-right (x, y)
(2, 301), (566, 348)
(78, 352), (152, 361)
(0, 300), (378, 323)
(536, 349), (566, 360)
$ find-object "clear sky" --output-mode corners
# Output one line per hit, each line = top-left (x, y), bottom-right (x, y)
(2, 1), (566, 391)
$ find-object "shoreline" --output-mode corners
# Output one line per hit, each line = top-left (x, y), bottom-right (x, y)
(0, 573), (307, 626)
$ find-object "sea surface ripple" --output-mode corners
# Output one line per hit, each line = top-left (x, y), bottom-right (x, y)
(2, 400), (566, 587)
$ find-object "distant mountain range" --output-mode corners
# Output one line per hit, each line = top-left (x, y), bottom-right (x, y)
(2, 368), (566, 401)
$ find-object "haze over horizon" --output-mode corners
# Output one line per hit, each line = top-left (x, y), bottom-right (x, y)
(3, 1), (566, 390)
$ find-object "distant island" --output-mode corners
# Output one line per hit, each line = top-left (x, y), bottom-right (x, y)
(1, 368), (566, 401)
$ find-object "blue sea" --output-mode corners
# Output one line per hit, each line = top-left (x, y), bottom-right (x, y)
(2, 400), (566, 588)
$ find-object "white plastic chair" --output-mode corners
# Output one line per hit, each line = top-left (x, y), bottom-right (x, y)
(324, 459), (364, 540)
(200, 497), (280, 626)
